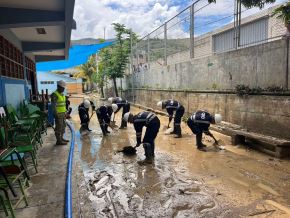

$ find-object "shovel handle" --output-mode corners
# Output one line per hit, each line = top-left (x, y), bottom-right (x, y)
(112, 113), (115, 122)
(89, 111), (95, 120)
(207, 131), (219, 145)
(134, 143), (142, 149)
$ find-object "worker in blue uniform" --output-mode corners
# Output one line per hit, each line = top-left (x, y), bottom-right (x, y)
(157, 99), (184, 138)
(123, 111), (160, 165)
(96, 104), (118, 136)
(187, 110), (222, 151)
(108, 97), (130, 129)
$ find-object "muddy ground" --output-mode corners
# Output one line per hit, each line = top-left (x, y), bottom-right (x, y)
(70, 96), (290, 218)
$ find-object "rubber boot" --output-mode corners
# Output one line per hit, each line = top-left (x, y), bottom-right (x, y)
(138, 143), (153, 165)
(105, 124), (110, 134)
(56, 134), (67, 145)
(62, 138), (69, 143)
(100, 123), (107, 136)
(119, 120), (127, 129)
(84, 123), (92, 132)
(196, 133), (206, 152)
(174, 125), (182, 138)
(169, 126), (176, 134)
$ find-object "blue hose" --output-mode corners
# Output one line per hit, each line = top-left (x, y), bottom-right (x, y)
(65, 121), (75, 218)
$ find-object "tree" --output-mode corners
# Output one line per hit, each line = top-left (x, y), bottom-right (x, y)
(92, 49), (111, 98)
(272, 2), (290, 34)
(74, 55), (97, 91)
(208, 0), (275, 9)
(97, 38), (106, 43)
(103, 23), (137, 97)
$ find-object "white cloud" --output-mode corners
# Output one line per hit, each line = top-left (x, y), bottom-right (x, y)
(72, 0), (180, 40)
(71, 0), (288, 40)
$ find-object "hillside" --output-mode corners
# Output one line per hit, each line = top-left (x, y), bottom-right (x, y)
(71, 38), (114, 45)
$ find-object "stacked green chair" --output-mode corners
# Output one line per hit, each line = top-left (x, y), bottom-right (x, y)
(20, 101), (48, 141)
(7, 104), (43, 148)
(4, 106), (39, 173)
(0, 121), (30, 218)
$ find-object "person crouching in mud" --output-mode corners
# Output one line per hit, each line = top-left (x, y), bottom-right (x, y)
(96, 104), (118, 136)
(78, 99), (94, 133)
(108, 97), (130, 129)
(123, 111), (160, 165)
(157, 99), (184, 138)
(187, 110), (222, 152)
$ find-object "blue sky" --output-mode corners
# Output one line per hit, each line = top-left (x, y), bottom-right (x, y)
(72, 0), (287, 40)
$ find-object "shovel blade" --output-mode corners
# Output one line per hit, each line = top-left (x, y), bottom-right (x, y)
(119, 146), (137, 156)
(164, 127), (173, 135)
(212, 139), (226, 150)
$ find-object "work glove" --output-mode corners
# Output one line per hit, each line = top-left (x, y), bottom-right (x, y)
(135, 143), (141, 148)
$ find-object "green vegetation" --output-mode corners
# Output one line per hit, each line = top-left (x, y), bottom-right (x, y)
(208, 0), (276, 9)
(235, 84), (285, 96)
(74, 55), (97, 90)
(136, 38), (189, 62)
(74, 23), (137, 97)
(98, 23), (138, 97)
(272, 2), (290, 32)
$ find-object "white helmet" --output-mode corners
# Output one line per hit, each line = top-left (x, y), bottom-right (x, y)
(84, 99), (91, 109)
(157, 101), (163, 107)
(108, 97), (114, 104)
(57, 80), (66, 88)
(214, 114), (222, 124)
(123, 112), (132, 122)
(111, 104), (118, 112)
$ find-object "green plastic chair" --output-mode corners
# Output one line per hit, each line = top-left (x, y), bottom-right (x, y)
(0, 166), (29, 218)
(0, 133), (30, 218)
(0, 116), (38, 174)
(5, 105), (42, 149)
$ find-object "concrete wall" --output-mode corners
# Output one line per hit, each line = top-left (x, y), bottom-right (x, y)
(129, 39), (290, 90)
(123, 89), (290, 140)
(0, 77), (29, 108)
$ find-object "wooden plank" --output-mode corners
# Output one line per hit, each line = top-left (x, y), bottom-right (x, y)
(210, 124), (290, 147)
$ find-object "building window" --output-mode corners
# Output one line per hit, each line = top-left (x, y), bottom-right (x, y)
(213, 17), (268, 53)
(0, 35), (25, 79)
(40, 81), (54, 84)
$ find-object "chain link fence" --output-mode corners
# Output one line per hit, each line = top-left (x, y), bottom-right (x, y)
(130, 0), (287, 74)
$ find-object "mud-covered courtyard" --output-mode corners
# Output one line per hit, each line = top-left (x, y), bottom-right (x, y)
(70, 96), (290, 218)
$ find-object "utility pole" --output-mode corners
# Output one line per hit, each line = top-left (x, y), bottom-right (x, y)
(130, 30), (135, 103)
(234, 0), (242, 49)
(104, 27), (106, 40)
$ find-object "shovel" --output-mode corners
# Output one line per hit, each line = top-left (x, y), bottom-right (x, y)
(206, 131), (225, 150)
(110, 113), (119, 129)
(164, 127), (174, 135)
(117, 145), (138, 156)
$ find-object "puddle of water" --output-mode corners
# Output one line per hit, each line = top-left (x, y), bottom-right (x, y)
(70, 96), (290, 217)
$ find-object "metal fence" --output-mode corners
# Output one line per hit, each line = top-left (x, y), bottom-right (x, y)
(130, 0), (287, 73)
